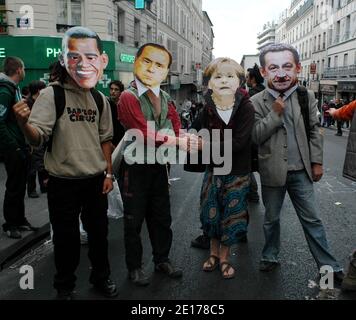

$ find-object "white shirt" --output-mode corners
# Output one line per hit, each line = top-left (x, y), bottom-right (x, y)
(135, 78), (160, 97)
(217, 109), (233, 125)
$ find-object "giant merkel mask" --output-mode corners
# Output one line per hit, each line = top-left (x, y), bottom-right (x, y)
(60, 27), (108, 89)
(134, 44), (171, 88)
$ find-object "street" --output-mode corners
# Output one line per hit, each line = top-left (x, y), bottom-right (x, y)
(0, 127), (355, 301)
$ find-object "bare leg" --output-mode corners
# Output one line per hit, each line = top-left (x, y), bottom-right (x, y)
(219, 244), (235, 278)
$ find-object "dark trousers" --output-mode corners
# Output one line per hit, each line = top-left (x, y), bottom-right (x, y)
(2, 149), (28, 231)
(119, 162), (172, 271)
(27, 146), (48, 194)
(337, 120), (343, 134)
(248, 172), (259, 199)
(47, 174), (110, 291)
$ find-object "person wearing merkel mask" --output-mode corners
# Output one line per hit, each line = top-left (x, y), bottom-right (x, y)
(188, 58), (255, 279)
(251, 44), (344, 284)
(12, 27), (118, 300)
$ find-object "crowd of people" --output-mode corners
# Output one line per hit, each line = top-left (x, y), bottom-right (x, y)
(0, 26), (355, 299)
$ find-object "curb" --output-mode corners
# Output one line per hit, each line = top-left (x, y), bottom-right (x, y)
(0, 223), (50, 270)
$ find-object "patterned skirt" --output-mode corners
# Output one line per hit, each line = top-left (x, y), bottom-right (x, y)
(200, 171), (250, 247)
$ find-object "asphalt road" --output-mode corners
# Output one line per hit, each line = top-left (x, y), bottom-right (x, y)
(0, 127), (355, 301)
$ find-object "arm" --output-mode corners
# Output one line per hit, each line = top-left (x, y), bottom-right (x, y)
(307, 91), (323, 181)
(101, 140), (114, 194)
(329, 100), (356, 121)
(251, 96), (284, 145)
(0, 92), (21, 150)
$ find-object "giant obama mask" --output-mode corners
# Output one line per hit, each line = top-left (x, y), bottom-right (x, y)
(259, 44), (301, 93)
(59, 26), (108, 89)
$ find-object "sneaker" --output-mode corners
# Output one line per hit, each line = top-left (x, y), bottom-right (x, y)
(28, 191), (39, 198)
(191, 234), (210, 250)
(342, 252), (356, 292)
(128, 268), (150, 287)
(155, 262), (183, 278)
(18, 222), (39, 232)
(6, 227), (22, 239)
(259, 260), (280, 272)
(93, 278), (119, 298)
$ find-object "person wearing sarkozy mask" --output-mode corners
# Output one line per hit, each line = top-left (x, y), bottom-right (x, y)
(250, 44), (344, 284)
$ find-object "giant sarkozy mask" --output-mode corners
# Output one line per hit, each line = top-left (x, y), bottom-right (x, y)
(59, 26), (108, 89)
(259, 44), (301, 93)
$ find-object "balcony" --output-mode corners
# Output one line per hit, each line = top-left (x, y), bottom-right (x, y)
(323, 65), (356, 78)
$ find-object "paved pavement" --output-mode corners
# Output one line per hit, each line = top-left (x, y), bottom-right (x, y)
(0, 162), (50, 269)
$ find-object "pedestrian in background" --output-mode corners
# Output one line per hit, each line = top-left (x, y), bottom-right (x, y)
(329, 99), (356, 292)
(0, 57), (37, 239)
(251, 44), (343, 284)
(189, 57), (254, 279)
(108, 80), (125, 147)
(246, 63), (265, 204)
(26, 80), (48, 198)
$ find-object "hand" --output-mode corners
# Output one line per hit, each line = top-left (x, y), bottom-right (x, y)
(272, 97), (285, 116)
(312, 163), (323, 182)
(102, 178), (113, 194)
(13, 100), (30, 126)
(187, 134), (200, 153)
(328, 108), (336, 118)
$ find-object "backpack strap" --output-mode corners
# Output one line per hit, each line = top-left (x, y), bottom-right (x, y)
(296, 86), (310, 143)
(90, 88), (104, 119)
(47, 85), (66, 152)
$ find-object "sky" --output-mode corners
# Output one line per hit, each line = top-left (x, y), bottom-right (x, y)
(202, 0), (292, 63)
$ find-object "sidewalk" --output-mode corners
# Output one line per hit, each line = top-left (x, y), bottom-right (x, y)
(0, 162), (50, 269)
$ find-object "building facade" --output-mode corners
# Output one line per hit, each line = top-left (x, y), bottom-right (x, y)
(262, 0), (355, 104)
(240, 54), (260, 73)
(0, 0), (214, 104)
(257, 22), (277, 51)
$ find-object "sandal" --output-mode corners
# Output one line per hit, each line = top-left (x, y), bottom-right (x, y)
(203, 255), (219, 272)
(220, 262), (235, 279)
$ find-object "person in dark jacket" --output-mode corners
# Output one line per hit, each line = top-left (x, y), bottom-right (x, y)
(246, 64), (265, 203)
(108, 80), (125, 146)
(188, 57), (255, 279)
(0, 57), (37, 239)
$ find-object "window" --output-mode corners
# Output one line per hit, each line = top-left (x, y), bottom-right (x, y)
(134, 18), (140, 47)
(117, 9), (125, 42)
(344, 53), (348, 67)
(323, 32), (326, 49)
(328, 57), (331, 67)
(334, 55), (338, 68)
(146, 25), (152, 42)
(345, 15), (351, 40)
(335, 20), (340, 43)
(56, 0), (82, 32)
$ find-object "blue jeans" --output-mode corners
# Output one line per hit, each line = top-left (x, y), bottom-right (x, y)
(261, 170), (342, 272)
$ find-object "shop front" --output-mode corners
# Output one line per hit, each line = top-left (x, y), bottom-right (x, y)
(0, 35), (137, 95)
(337, 80), (356, 103)
(320, 79), (337, 103)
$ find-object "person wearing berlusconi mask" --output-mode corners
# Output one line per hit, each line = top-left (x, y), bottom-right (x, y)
(13, 26), (118, 300)
(118, 43), (196, 286)
(251, 43), (344, 285)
